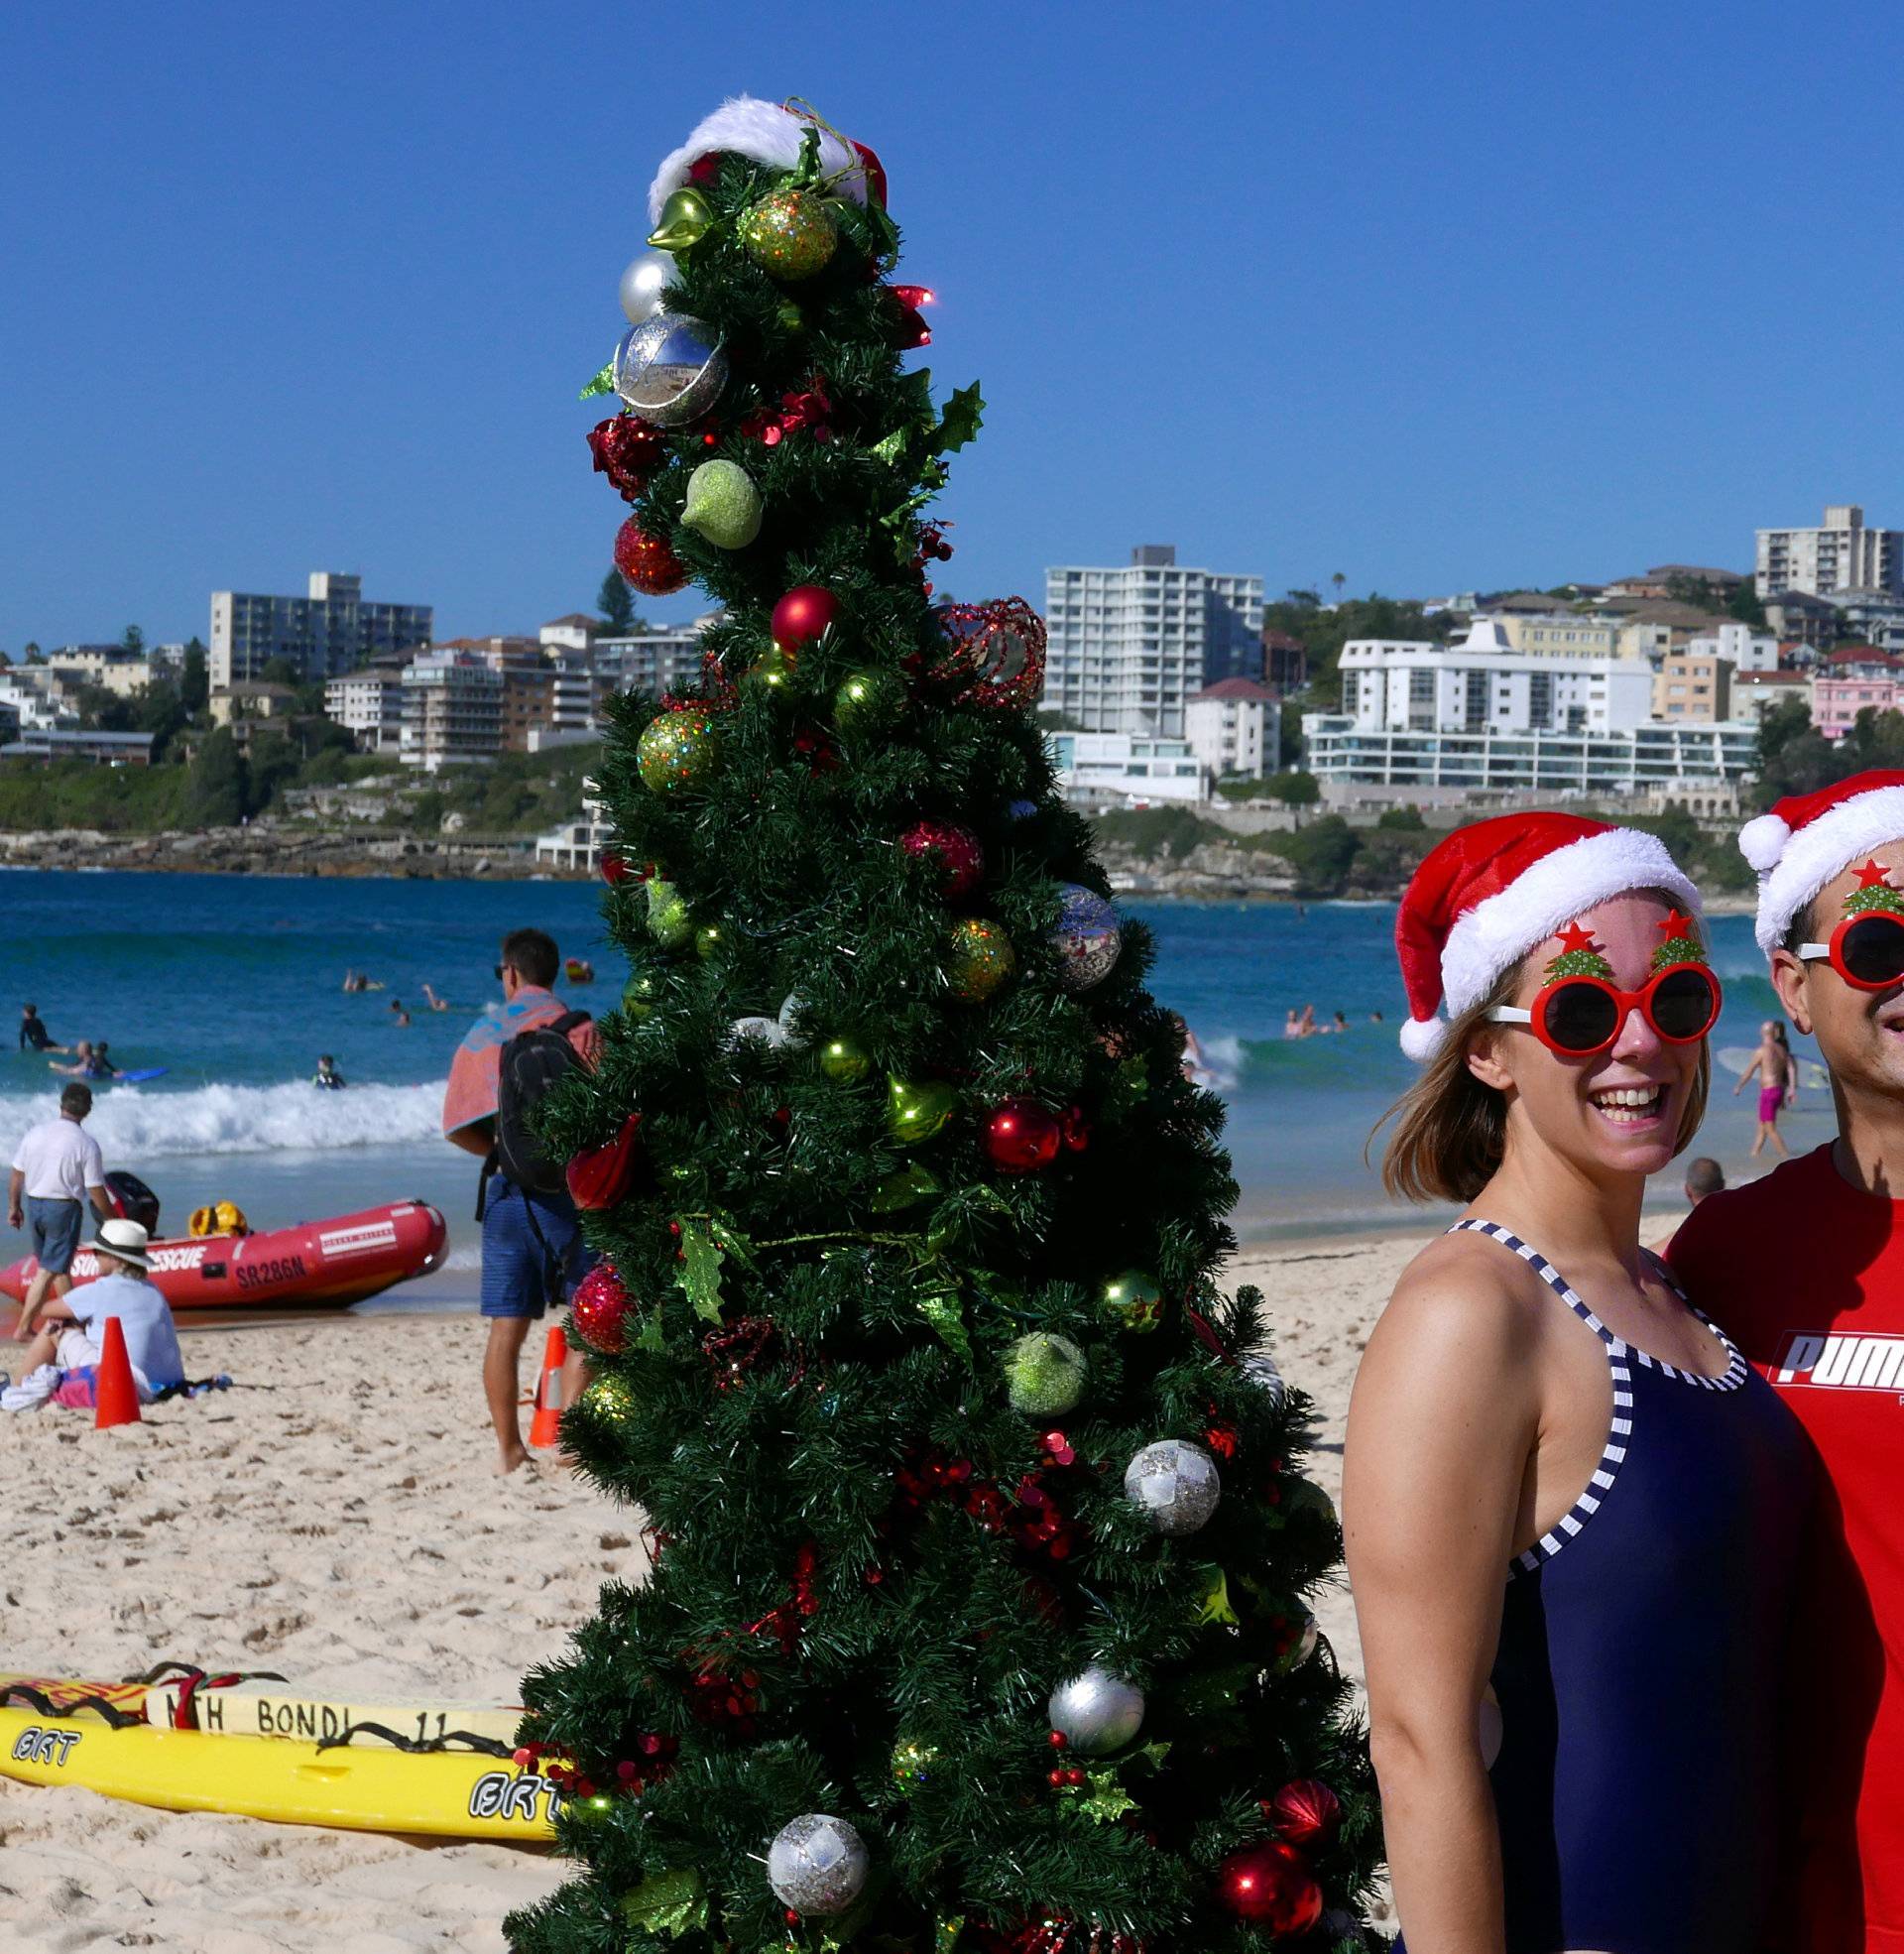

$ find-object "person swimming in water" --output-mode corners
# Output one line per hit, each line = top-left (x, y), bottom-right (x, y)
(312, 1054), (346, 1090)
(19, 1004), (65, 1055)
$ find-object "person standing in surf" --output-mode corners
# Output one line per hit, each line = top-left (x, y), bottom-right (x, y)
(1670, 771), (1904, 1953)
(1732, 1017), (1797, 1156)
(1344, 813), (1811, 1952)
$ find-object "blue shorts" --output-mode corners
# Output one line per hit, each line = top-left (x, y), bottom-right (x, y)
(478, 1180), (590, 1320)
(27, 1198), (82, 1277)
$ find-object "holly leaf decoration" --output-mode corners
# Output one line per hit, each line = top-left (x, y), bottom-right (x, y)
(1074, 1765), (1137, 1823)
(621, 1867), (707, 1937)
(580, 360), (615, 401)
(913, 1275), (971, 1359)
(932, 383), (985, 454)
(676, 1219), (727, 1324)
(707, 1213), (757, 1273)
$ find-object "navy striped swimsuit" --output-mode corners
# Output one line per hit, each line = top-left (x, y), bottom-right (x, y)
(1395, 1222), (1813, 1954)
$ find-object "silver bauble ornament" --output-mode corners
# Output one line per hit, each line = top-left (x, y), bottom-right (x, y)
(1240, 1349), (1286, 1409)
(1051, 883), (1122, 992)
(1047, 1664), (1144, 1756)
(1282, 1611), (1321, 1671)
(618, 248), (677, 323)
(613, 313), (728, 427)
(766, 1812), (869, 1916)
(1123, 1438), (1221, 1535)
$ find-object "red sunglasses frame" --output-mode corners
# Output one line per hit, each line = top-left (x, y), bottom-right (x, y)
(1488, 961), (1723, 1056)
(1798, 910), (1904, 993)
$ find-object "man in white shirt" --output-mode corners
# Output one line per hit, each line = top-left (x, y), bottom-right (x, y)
(7, 1084), (111, 1335)
(2, 1218), (185, 1411)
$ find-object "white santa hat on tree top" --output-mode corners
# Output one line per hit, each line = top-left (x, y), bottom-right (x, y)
(648, 96), (886, 227)
(1395, 812), (1701, 1061)
(1740, 769), (1904, 954)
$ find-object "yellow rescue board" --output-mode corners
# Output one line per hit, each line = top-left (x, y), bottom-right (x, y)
(0, 1707), (559, 1840)
(144, 1679), (523, 1749)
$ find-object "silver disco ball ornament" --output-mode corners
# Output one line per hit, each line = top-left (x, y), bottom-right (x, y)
(1123, 1438), (1221, 1535)
(1240, 1349), (1286, 1409)
(618, 248), (677, 323)
(766, 1812), (870, 1917)
(1051, 883), (1122, 992)
(612, 313), (728, 427)
(1047, 1663), (1144, 1756)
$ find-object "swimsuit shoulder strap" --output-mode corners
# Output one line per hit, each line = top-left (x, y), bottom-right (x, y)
(1447, 1218), (1620, 1350)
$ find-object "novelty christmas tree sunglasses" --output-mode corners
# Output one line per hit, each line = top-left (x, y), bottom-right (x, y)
(1798, 859), (1904, 991)
(1488, 913), (1721, 1055)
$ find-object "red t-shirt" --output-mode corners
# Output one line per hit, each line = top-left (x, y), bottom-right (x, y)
(1670, 1144), (1904, 1954)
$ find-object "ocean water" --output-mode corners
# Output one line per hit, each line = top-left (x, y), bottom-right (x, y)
(0, 871), (1826, 1310)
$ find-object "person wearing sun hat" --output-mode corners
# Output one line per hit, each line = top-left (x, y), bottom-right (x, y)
(1670, 768), (1904, 1954)
(1345, 811), (1813, 1952)
(1, 1217), (185, 1412)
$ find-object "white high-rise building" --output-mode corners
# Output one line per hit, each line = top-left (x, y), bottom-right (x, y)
(1043, 546), (1264, 737)
(1756, 505), (1904, 599)
(210, 571), (433, 688)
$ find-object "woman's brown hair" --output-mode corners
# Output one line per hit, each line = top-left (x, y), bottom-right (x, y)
(1377, 904), (1713, 1204)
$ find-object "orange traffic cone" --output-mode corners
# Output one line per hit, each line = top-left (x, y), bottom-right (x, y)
(93, 1316), (142, 1430)
(528, 1324), (568, 1448)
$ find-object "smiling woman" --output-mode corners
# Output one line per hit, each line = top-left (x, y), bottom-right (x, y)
(1343, 813), (1814, 1954)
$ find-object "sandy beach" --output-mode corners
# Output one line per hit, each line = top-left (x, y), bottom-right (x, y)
(0, 1227), (1563, 1948)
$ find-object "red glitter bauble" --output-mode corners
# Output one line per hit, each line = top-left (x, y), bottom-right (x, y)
(770, 584), (840, 650)
(1266, 1776), (1341, 1847)
(598, 848), (632, 887)
(928, 597), (1047, 710)
(572, 1263), (631, 1354)
(1215, 1842), (1323, 1933)
(614, 518), (688, 596)
(984, 1098), (1063, 1174)
(587, 416), (667, 501)
(899, 820), (984, 902)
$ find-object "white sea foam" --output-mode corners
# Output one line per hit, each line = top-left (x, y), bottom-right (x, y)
(0, 1081), (444, 1164)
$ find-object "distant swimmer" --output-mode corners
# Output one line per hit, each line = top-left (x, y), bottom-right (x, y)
(1283, 1009), (1302, 1039)
(1330, 1010), (1349, 1034)
(341, 971), (386, 993)
(312, 1054), (346, 1090)
(19, 1004), (65, 1055)
(48, 1040), (98, 1078)
(390, 1000), (412, 1029)
(420, 984), (452, 1013)
(1171, 1012), (1215, 1086)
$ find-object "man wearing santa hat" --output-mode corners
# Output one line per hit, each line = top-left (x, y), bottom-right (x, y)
(1671, 769), (1904, 1954)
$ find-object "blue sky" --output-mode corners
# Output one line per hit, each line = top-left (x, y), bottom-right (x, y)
(6, 0), (1904, 651)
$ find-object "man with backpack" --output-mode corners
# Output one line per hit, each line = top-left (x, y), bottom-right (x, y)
(443, 927), (598, 1474)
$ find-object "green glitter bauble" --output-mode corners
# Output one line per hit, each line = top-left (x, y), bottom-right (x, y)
(1004, 1331), (1088, 1416)
(745, 643), (798, 693)
(833, 668), (909, 736)
(646, 877), (693, 947)
(679, 458), (763, 550)
(637, 710), (721, 794)
(943, 916), (1016, 1003)
(738, 187), (839, 281)
(819, 1035), (872, 1082)
(1102, 1270), (1164, 1334)
(582, 1375), (637, 1425)
(890, 1735), (939, 1796)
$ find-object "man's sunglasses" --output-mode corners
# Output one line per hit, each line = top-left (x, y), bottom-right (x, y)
(1488, 963), (1723, 1056)
(1798, 912), (1904, 992)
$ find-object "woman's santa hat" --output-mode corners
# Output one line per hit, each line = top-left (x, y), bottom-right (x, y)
(648, 97), (886, 226)
(1739, 770), (1904, 953)
(1396, 813), (1701, 1060)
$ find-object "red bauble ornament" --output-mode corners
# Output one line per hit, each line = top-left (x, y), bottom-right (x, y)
(1215, 1842), (1323, 1934)
(598, 847), (632, 887)
(1266, 1776), (1342, 1847)
(771, 583), (840, 650)
(572, 1262), (631, 1353)
(566, 1114), (645, 1212)
(614, 518), (688, 596)
(928, 597), (1047, 711)
(984, 1098), (1063, 1173)
(587, 416), (667, 501)
(899, 819), (985, 902)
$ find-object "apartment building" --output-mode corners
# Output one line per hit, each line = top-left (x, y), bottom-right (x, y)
(1043, 546), (1264, 736)
(211, 571), (433, 687)
(1046, 731), (1207, 806)
(1184, 677), (1280, 780)
(324, 671), (406, 754)
(1492, 612), (1623, 660)
(594, 619), (716, 697)
(1756, 505), (1904, 600)
(45, 646), (154, 697)
(399, 651), (504, 770)
(1730, 669), (1812, 724)
(1651, 650), (1732, 722)
(1813, 648), (1904, 742)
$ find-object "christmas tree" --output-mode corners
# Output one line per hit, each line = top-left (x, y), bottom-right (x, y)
(508, 97), (1380, 1954)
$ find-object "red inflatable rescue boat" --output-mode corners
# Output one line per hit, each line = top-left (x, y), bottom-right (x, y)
(0, 1201), (447, 1312)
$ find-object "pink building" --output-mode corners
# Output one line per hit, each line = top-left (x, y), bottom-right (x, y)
(1814, 647), (1904, 741)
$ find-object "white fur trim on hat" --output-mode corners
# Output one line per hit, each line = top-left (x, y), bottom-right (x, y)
(1738, 812), (1791, 875)
(1441, 827), (1701, 1019)
(648, 97), (871, 225)
(1398, 1015), (1448, 1062)
(1751, 785), (1904, 954)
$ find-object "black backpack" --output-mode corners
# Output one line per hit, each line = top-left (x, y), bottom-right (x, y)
(494, 1011), (591, 1196)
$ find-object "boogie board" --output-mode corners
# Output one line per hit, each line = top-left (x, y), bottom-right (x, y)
(0, 1706), (559, 1840)
(110, 1068), (169, 1085)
